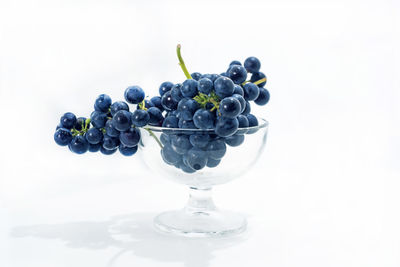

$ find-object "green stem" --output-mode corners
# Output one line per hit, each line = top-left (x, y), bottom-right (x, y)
(242, 77), (266, 86)
(144, 128), (163, 149)
(177, 44), (192, 80)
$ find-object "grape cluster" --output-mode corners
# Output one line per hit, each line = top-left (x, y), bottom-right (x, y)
(54, 46), (270, 173)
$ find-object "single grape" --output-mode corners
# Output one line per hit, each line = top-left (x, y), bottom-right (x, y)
(158, 81), (174, 96)
(206, 139), (226, 160)
(219, 97), (241, 118)
(161, 91), (178, 111)
(88, 143), (101, 152)
(224, 134), (245, 147)
(119, 144), (138, 156)
(125, 86), (145, 104)
(94, 94), (112, 112)
(161, 144), (181, 165)
(191, 72), (202, 81)
(69, 135), (89, 154)
(228, 65), (247, 84)
(150, 96), (164, 111)
(250, 72), (266, 87)
(131, 109), (150, 127)
(244, 57), (261, 73)
(186, 148), (208, 170)
(112, 110), (132, 131)
(215, 116), (239, 137)
(90, 111), (108, 128)
(241, 100), (251, 115)
(181, 79), (198, 98)
(171, 134), (192, 154)
(247, 114), (259, 134)
(193, 109), (215, 129)
(229, 60), (242, 66)
(85, 127), (103, 144)
(147, 107), (163, 126)
(243, 83), (260, 101)
(119, 127), (140, 147)
(103, 134), (120, 150)
(54, 128), (72, 146)
(60, 112), (77, 129)
(231, 94), (246, 113)
(233, 85), (244, 97)
(206, 158), (221, 168)
(237, 114), (249, 128)
(171, 83), (183, 102)
(162, 116), (179, 128)
(100, 146), (117, 155)
(254, 88), (270, 106)
(110, 101), (129, 116)
(214, 76), (234, 98)
(189, 133), (210, 148)
(198, 78), (213, 94)
(105, 119), (120, 137)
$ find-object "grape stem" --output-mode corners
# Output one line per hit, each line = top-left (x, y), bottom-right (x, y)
(242, 77), (266, 86)
(177, 44), (192, 80)
(143, 128), (163, 149)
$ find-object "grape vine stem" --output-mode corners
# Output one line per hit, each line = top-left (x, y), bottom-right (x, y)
(177, 44), (192, 80)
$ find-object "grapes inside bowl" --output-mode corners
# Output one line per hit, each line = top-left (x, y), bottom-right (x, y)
(53, 45), (271, 237)
(139, 120), (268, 236)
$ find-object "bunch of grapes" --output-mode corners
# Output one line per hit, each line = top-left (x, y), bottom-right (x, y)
(54, 45), (270, 172)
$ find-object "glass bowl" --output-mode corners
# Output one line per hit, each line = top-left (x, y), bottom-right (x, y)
(139, 118), (269, 237)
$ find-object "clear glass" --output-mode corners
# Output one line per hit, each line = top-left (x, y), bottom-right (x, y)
(139, 118), (269, 237)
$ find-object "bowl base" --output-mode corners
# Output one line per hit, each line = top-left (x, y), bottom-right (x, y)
(154, 209), (247, 237)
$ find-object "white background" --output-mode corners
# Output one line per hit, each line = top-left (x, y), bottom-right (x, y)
(1, 0), (400, 266)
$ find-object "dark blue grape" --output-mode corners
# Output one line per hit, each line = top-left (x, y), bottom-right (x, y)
(247, 114), (259, 134)
(150, 96), (164, 111)
(244, 57), (261, 73)
(171, 134), (192, 154)
(215, 117), (239, 137)
(119, 144), (138, 156)
(210, 74), (220, 82)
(229, 60), (242, 66)
(125, 86), (145, 104)
(189, 133), (210, 148)
(88, 143), (101, 152)
(214, 77), (234, 98)
(193, 109), (215, 129)
(171, 83), (183, 102)
(162, 116), (179, 128)
(233, 85), (244, 96)
(100, 146), (117, 155)
(103, 134), (120, 150)
(198, 78), (213, 94)
(219, 97), (241, 118)
(147, 107), (163, 126)
(161, 91), (178, 111)
(160, 133), (171, 145)
(110, 101), (129, 116)
(228, 65), (247, 84)
(85, 127), (103, 144)
(159, 81), (174, 96)
(94, 94), (112, 112)
(161, 144), (181, 165)
(206, 158), (221, 168)
(60, 112), (77, 129)
(232, 94), (246, 113)
(254, 88), (270, 106)
(250, 72), (266, 87)
(131, 109), (150, 127)
(105, 119), (120, 137)
(119, 127), (140, 147)
(186, 148), (208, 170)
(206, 139), (226, 160)
(54, 128), (72, 146)
(224, 134), (245, 147)
(181, 79), (198, 98)
(237, 114), (249, 128)
(112, 110), (132, 131)
(69, 135), (89, 154)
(178, 118), (196, 129)
(90, 111), (108, 128)
(243, 83), (260, 101)
(242, 100), (251, 115)
(191, 72), (202, 81)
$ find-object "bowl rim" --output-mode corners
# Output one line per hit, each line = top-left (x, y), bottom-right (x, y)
(143, 117), (269, 133)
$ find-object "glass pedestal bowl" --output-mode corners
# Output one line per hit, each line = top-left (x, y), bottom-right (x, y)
(139, 118), (268, 237)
